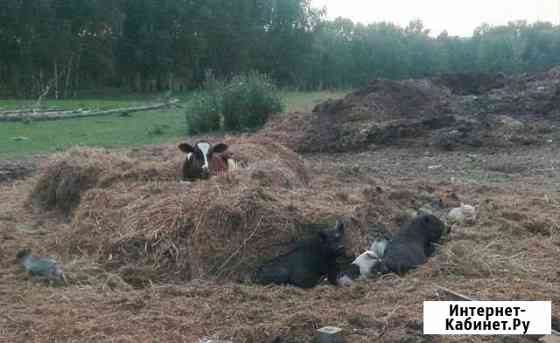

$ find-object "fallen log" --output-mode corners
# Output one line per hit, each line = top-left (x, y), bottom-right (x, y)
(0, 108), (67, 115)
(0, 99), (179, 122)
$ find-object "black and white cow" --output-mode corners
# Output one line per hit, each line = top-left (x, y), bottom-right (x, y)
(178, 141), (231, 181)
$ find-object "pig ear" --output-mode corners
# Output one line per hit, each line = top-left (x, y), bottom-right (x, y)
(335, 220), (344, 233)
(211, 143), (228, 154)
(366, 251), (378, 259)
(178, 143), (195, 153)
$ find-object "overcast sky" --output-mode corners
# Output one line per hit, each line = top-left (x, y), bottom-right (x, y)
(312, 0), (560, 37)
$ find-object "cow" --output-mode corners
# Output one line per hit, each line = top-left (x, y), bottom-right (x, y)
(178, 141), (233, 181)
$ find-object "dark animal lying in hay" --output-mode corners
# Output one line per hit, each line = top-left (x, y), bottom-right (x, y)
(373, 214), (446, 275)
(178, 141), (233, 181)
(253, 220), (345, 289)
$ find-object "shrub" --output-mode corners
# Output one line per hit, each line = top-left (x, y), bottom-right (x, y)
(185, 90), (223, 134)
(222, 72), (284, 131)
(185, 71), (283, 134)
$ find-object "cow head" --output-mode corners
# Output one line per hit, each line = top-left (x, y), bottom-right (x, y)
(178, 141), (229, 181)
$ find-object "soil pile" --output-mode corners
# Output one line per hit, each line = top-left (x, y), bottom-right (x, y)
(432, 72), (507, 95)
(260, 67), (560, 152)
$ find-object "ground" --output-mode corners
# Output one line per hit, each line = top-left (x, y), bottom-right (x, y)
(0, 87), (559, 342)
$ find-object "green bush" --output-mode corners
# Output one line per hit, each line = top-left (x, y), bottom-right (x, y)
(185, 90), (222, 134)
(222, 72), (283, 131)
(185, 71), (283, 134)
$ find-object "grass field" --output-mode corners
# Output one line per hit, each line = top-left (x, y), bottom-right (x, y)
(0, 90), (347, 159)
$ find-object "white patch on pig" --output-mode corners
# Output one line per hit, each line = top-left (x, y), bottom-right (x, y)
(352, 250), (380, 278)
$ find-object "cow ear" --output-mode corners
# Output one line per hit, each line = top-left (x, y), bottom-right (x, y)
(212, 143), (228, 154)
(335, 220), (344, 233)
(178, 143), (195, 153)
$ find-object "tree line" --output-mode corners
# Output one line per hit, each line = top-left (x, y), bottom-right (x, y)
(1, 0), (560, 98)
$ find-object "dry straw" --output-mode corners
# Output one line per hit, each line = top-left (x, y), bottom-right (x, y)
(30, 138), (379, 286)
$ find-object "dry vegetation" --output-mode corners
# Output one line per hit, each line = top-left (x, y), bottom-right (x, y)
(2, 71), (560, 342)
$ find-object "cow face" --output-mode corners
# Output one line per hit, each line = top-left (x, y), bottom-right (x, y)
(178, 141), (229, 181)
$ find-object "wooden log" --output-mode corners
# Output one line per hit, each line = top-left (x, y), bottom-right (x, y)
(0, 99), (179, 122)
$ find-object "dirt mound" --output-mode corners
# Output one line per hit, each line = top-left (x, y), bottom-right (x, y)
(314, 78), (452, 121)
(260, 79), (452, 153)
(432, 72), (507, 95)
(476, 70), (560, 117)
(260, 67), (560, 153)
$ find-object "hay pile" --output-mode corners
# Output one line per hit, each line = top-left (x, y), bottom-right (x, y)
(29, 147), (180, 215)
(223, 136), (310, 189)
(29, 138), (380, 286)
(0, 158), (38, 183)
(259, 67), (560, 153)
(66, 178), (376, 285)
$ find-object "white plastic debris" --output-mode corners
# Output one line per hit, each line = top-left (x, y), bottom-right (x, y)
(447, 203), (477, 225)
(352, 250), (380, 278)
(317, 326), (344, 343)
(197, 338), (232, 343)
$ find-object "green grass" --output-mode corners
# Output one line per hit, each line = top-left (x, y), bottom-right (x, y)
(0, 90), (348, 159)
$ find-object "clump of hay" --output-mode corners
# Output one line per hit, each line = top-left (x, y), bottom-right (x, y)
(65, 176), (367, 286)
(29, 147), (180, 216)
(223, 136), (310, 187)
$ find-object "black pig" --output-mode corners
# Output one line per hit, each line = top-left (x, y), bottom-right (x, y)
(254, 220), (345, 289)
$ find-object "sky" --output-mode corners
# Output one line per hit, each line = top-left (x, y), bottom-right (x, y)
(312, 0), (560, 37)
